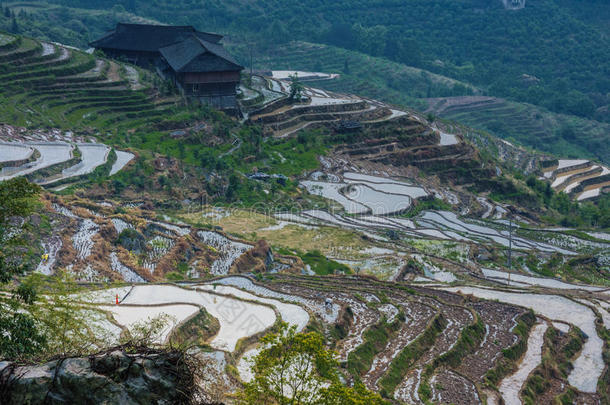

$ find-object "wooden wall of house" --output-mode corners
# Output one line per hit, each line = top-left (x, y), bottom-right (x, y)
(182, 71), (240, 84)
(180, 81), (238, 97)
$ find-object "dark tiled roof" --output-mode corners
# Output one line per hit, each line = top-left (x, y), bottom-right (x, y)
(89, 23), (222, 52)
(159, 36), (243, 73)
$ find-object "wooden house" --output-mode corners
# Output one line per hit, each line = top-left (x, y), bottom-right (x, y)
(90, 23), (243, 111)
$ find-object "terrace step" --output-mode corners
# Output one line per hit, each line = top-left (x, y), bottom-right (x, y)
(251, 99), (368, 123)
(7, 47), (70, 69)
(556, 166), (604, 192)
(0, 38), (40, 62)
(268, 105), (389, 132)
(7, 43), (57, 65)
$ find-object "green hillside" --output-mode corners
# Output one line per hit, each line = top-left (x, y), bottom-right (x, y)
(2, 0), (609, 163)
(26, 0), (610, 123)
(233, 40), (610, 164)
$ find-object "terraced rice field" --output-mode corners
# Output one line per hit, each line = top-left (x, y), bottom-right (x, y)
(197, 231), (251, 275)
(425, 96), (610, 165)
(0, 143), (33, 162)
(441, 286), (604, 393)
(0, 35), (181, 134)
(289, 171), (596, 263)
(33, 200), (272, 284)
(301, 172), (428, 215)
(237, 41), (471, 112)
(109, 151), (135, 175)
(542, 158), (609, 201)
(246, 72), (418, 138)
(0, 131), (132, 184)
(482, 268), (608, 292)
(103, 303), (201, 344)
(54, 236), (610, 405)
(0, 142), (73, 180)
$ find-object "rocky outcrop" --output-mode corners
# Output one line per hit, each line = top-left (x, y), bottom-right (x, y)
(0, 349), (197, 404)
(232, 239), (274, 273)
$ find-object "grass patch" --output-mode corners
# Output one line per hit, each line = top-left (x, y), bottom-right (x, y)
(403, 197), (453, 218)
(301, 250), (351, 275)
(168, 307), (220, 347)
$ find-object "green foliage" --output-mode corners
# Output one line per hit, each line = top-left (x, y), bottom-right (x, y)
(301, 250), (351, 276)
(347, 316), (401, 378)
(288, 73), (304, 101)
(0, 178), (41, 283)
(474, 174), (610, 229)
(0, 178), (47, 361)
(378, 313), (446, 397)
(0, 176), (40, 225)
(2, 1), (610, 164)
(317, 382), (388, 405)
(119, 312), (173, 350)
(238, 322), (386, 404)
(38, 0), (610, 118)
(403, 197), (452, 218)
(1, 270), (115, 361)
(528, 178), (610, 228)
(28, 272), (113, 357)
(485, 311), (536, 387)
(0, 307), (47, 360)
(169, 308), (219, 347)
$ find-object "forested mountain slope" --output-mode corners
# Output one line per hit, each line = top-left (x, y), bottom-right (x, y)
(32, 0), (610, 123)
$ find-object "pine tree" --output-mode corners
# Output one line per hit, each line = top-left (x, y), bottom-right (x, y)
(11, 15), (19, 33)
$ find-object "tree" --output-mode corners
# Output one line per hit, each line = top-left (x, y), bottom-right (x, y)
(27, 271), (113, 357)
(343, 59), (350, 75)
(10, 15), (18, 33)
(0, 305), (46, 360)
(0, 177), (41, 283)
(289, 73), (304, 101)
(238, 322), (386, 404)
(0, 182), (106, 361)
(268, 20), (289, 44)
(0, 178), (46, 360)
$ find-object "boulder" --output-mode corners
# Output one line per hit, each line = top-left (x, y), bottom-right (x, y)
(0, 350), (194, 404)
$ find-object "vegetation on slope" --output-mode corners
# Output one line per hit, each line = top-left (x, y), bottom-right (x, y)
(3, 1), (610, 164)
(484, 311), (537, 389)
(346, 314), (403, 379)
(22, 0), (609, 123)
(377, 313), (447, 397)
(239, 322), (387, 404)
(521, 326), (586, 405)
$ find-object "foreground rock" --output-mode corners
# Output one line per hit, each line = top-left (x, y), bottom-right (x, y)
(0, 349), (197, 404)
